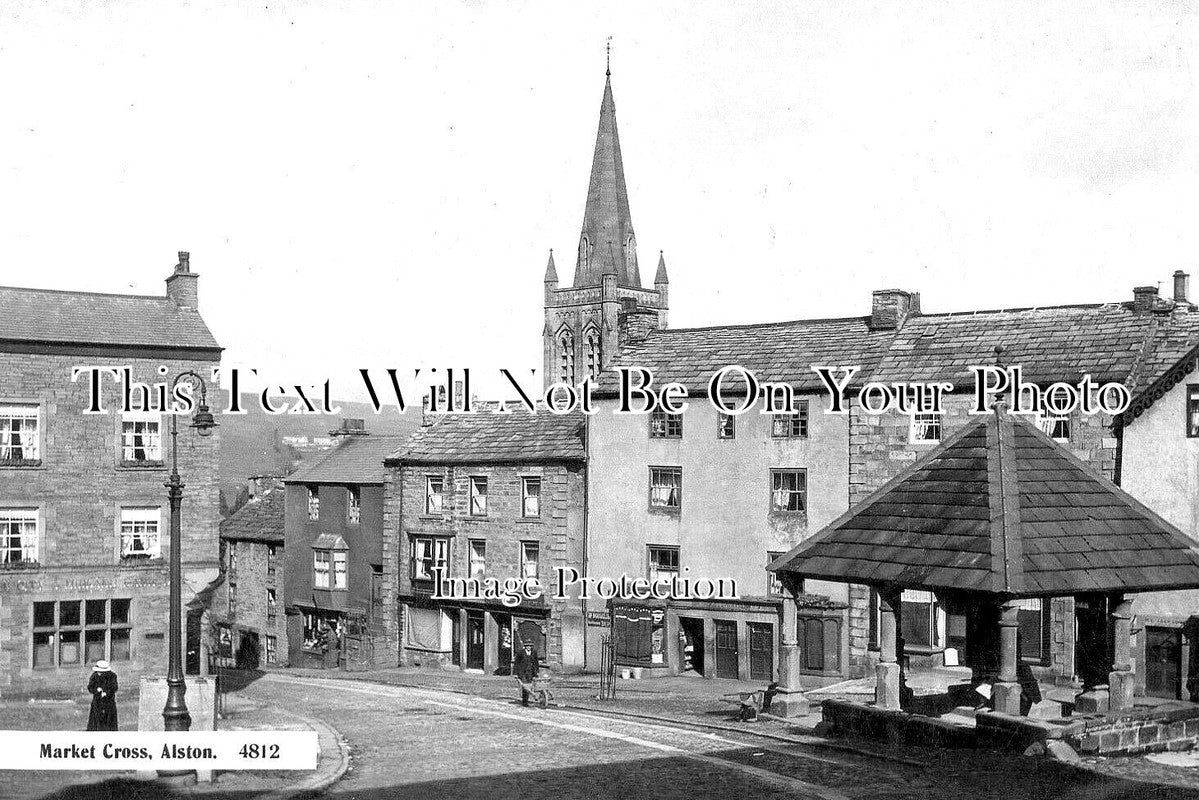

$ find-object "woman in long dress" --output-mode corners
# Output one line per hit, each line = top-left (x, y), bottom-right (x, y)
(86, 660), (119, 731)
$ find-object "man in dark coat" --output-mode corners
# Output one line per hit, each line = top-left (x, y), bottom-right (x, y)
(514, 641), (540, 707)
(86, 661), (119, 731)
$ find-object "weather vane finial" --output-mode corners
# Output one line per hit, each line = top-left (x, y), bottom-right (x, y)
(606, 37), (612, 76)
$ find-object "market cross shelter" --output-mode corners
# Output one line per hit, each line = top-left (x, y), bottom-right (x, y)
(770, 407), (1199, 729)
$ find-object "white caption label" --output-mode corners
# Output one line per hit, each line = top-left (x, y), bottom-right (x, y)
(0, 731), (319, 770)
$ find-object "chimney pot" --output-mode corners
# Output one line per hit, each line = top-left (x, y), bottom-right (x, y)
(165, 250), (199, 308)
(1174, 270), (1189, 304)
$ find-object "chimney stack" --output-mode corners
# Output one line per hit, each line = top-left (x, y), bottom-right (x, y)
(870, 289), (921, 331)
(1133, 285), (1159, 314)
(1174, 271), (1190, 304)
(165, 250), (199, 309)
(619, 308), (658, 346)
(330, 418), (367, 437)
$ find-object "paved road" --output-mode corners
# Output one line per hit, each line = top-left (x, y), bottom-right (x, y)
(240, 673), (1199, 800)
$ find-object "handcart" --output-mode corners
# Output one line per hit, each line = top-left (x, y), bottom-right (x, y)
(517, 674), (554, 708)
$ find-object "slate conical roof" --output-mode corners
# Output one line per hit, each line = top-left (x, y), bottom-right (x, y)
(770, 409), (1199, 596)
(574, 72), (639, 288)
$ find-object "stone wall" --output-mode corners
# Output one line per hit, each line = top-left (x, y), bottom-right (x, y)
(386, 461), (586, 671)
(0, 350), (220, 696)
(212, 539), (287, 666)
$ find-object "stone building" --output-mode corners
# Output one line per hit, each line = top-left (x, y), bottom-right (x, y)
(212, 476), (286, 669)
(282, 422), (404, 669)
(542, 67), (668, 387)
(384, 410), (587, 673)
(0, 251), (222, 696)
(586, 283), (1199, 685)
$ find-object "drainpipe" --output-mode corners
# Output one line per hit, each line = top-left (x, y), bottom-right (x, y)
(581, 415), (591, 667)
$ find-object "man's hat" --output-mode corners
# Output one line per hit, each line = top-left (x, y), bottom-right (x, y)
(93, 660), (110, 672)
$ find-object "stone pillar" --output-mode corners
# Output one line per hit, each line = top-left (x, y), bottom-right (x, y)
(875, 591), (901, 710)
(993, 600), (1021, 715)
(771, 586), (809, 717)
(1109, 596), (1135, 711)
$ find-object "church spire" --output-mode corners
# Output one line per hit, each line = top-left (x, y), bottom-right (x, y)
(574, 67), (639, 288)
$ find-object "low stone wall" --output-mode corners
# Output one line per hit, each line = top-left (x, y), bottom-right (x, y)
(1066, 705), (1199, 756)
(825, 698), (1199, 757)
(822, 699), (976, 748)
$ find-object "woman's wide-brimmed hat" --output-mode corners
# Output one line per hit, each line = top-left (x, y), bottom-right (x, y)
(93, 660), (110, 672)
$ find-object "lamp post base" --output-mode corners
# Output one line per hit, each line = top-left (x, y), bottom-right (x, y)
(153, 769), (198, 786)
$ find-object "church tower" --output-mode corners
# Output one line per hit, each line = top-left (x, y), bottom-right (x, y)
(543, 64), (669, 386)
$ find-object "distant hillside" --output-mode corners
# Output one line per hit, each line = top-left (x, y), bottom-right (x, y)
(216, 390), (420, 504)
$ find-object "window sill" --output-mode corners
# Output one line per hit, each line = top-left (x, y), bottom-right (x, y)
(0, 561), (40, 571)
(118, 461), (165, 470)
(119, 558), (163, 567)
(0, 460), (43, 470)
(647, 507), (681, 516)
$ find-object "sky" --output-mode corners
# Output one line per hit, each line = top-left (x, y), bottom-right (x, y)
(1, 1), (1196, 401)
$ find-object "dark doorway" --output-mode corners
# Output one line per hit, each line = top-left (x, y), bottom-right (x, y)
(1075, 595), (1111, 690)
(466, 612), (485, 670)
(451, 611), (462, 667)
(1146, 626), (1182, 699)
(236, 630), (260, 670)
(715, 620), (739, 679)
(494, 613), (512, 675)
(679, 616), (705, 676)
(748, 622), (774, 681)
(185, 611), (202, 675)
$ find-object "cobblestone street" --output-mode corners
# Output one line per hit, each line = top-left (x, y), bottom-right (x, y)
(9, 672), (1199, 799)
(238, 674), (1199, 799)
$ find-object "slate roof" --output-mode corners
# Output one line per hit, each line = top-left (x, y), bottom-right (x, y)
(388, 410), (586, 465)
(596, 304), (1199, 401)
(769, 409), (1199, 596)
(0, 285), (220, 350)
(285, 435), (407, 485)
(219, 487), (285, 544)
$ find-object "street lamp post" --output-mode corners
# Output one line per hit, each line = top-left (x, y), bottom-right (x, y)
(162, 371), (217, 733)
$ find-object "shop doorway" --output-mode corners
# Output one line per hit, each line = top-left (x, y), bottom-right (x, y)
(1145, 627), (1182, 699)
(714, 620), (739, 679)
(748, 622), (774, 681)
(494, 612), (513, 675)
(515, 619), (546, 656)
(185, 611), (202, 675)
(466, 612), (485, 671)
(451, 611), (462, 667)
(678, 616), (705, 676)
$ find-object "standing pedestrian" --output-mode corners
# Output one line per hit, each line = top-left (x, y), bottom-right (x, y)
(86, 660), (119, 731)
(514, 640), (540, 707)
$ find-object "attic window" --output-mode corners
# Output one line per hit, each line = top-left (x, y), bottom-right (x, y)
(649, 410), (682, 439)
(771, 403), (809, 438)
